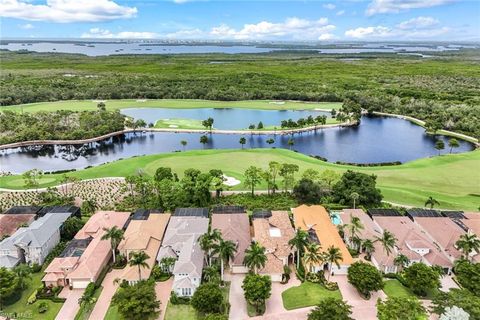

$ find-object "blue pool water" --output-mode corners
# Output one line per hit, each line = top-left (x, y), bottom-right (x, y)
(331, 213), (342, 225)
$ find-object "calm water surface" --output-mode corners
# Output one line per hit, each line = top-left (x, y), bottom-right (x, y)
(0, 115), (473, 173)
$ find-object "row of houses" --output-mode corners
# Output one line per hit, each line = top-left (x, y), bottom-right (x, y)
(338, 208), (480, 274)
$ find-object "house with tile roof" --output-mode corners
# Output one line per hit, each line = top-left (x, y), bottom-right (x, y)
(43, 211), (130, 289)
(156, 215), (208, 297)
(252, 210), (295, 282)
(293, 205), (353, 275)
(0, 211), (72, 268)
(0, 214), (36, 239)
(118, 210), (170, 284)
(373, 215), (454, 273)
(339, 209), (397, 273)
(211, 208), (251, 274)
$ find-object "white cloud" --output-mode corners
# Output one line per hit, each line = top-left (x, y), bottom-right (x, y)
(0, 0), (137, 23)
(318, 33), (335, 40)
(336, 10), (345, 16)
(323, 3), (335, 10)
(19, 23), (34, 29)
(366, 0), (452, 16)
(165, 28), (204, 39)
(396, 16), (439, 30)
(345, 26), (393, 39)
(209, 17), (336, 40)
(81, 28), (157, 39)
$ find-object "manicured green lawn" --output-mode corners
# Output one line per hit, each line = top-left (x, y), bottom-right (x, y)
(154, 118), (207, 130)
(282, 281), (342, 310)
(2, 272), (63, 320)
(383, 280), (415, 298)
(4, 99), (342, 113)
(104, 305), (121, 320)
(1, 148), (478, 210)
(74, 286), (103, 320)
(164, 302), (198, 320)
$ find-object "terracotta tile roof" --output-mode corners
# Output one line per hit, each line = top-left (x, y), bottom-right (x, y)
(0, 214), (35, 238)
(374, 216), (453, 268)
(211, 213), (251, 266)
(253, 211), (295, 274)
(293, 205), (353, 265)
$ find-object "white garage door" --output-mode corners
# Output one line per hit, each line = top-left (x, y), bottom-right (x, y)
(72, 280), (91, 289)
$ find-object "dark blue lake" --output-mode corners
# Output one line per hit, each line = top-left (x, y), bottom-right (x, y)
(0, 113), (474, 174)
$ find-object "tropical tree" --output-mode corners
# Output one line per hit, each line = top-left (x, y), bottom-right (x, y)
(159, 257), (176, 274)
(242, 273), (272, 315)
(101, 226), (125, 264)
(12, 264), (31, 289)
(112, 280), (160, 320)
(325, 245), (343, 282)
(308, 298), (353, 320)
(239, 137), (246, 149)
(198, 229), (222, 266)
(347, 262), (384, 299)
(288, 229), (310, 269)
(435, 140), (445, 155)
(180, 140), (187, 151)
(81, 199), (97, 217)
(448, 138), (460, 153)
(0, 267), (19, 309)
(129, 251), (150, 281)
(455, 233), (480, 261)
(287, 137), (295, 150)
(362, 239), (375, 260)
(375, 230), (397, 256)
(22, 168), (43, 191)
(350, 192), (359, 209)
(191, 283), (223, 314)
(425, 196), (440, 209)
(377, 297), (427, 320)
(244, 166), (263, 197)
(202, 265), (220, 283)
(404, 262), (441, 297)
(212, 238), (237, 282)
(303, 243), (325, 273)
(243, 242), (267, 274)
(393, 254), (410, 272)
(202, 117), (214, 132)
(347, 215), (364, 246)
(200, 135), (209, 148)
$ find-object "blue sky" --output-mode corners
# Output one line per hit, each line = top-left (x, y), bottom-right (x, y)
(1, 0), (479, 41)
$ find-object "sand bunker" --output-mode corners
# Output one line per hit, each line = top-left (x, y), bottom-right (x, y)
(168, 125), (178, 128)
(223, 175), (240, 186)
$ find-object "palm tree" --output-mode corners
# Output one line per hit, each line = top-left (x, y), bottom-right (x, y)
(288, 229), (309, 269)
(202, 265), (220, 283)
(375, 230), (397, 256)
(129, 251), (150, 281)
(350, 192), (359, 209)
(180, 140), (187, 151)
(325, 245), (343, 282)
(347, 215), (364, 247)
(243, 242), (267, 274)
(199, 135), (209, 148)
(212, 238), (237, 282)
(393, 254), (410, 272)
(362, 239), (375, 260)
(455, 233), (480, 262)
(198, 229), (222, 266)
(425, 196), (440, 209)
(287, 138), (295, 150)
(448, 138), (460, 153)
(12, 264), (32, 289)
(302, 243), (324, 273)
(101, 226), (125, 264)
(239, 137), (246, 149)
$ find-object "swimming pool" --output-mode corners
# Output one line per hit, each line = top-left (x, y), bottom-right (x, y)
(330, 212), (342, 225)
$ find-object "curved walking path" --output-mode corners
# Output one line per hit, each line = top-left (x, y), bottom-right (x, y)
(0, 122), (352, 150)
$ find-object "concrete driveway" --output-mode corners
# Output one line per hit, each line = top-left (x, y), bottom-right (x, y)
(88, 269), (123, 320)
(439, 276), (459, 292)
(55, 288), (85, 320)
(155, 278), (174, 320)
(335, 275), (386, 320)
(263, 274), (301, 316)
(226, 273), (248, 320)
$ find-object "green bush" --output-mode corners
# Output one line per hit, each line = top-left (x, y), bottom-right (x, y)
(31, 263), (42, 273)
(38, 301), (49, 313)
(27, 289), (38, 304)
(170, 291), (191, 305)
(215, 193), (297, 211)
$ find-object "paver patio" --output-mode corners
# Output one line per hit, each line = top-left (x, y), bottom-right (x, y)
(55, 288), (85, 320)
(439, 276), (459, 292)
(155, 278), (174, 320)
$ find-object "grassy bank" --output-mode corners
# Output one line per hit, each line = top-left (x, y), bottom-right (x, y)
(154, 118), (206, 130)
(1, 148), (478, 210)
(3, 99), (342, 113)
(282, 282), (342, 310)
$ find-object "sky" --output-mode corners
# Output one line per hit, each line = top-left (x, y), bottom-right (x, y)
(0, 0), (479, 41)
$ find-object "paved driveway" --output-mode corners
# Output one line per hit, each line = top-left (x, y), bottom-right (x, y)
(263, 274), (301, 316)
(88, 269), (123, 320)
(335, 275), (386, 320)
(155, 278), (174, 320)
(55, 288), (85, 320)
(439, 276), (459, 292)
(226, 273), (248, 320)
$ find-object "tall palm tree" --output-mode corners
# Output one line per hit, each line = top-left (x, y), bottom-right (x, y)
(212, 238), (237, 281)
(393, 254), (410, 272)
(362, 239), (375, 260)
(347, 215), (364, 247)
(350, 192), (359, 209)
(455, 233), (480, 262)
(180, 140), (187, 151)
(375, 230), (397, 256)
(288, 229), (309, 269)
(198, 229), (222, 266)
(202, 265), (220, 283)
(243, 242), (267, 274)
(325, 245), (343, 282)
(129, 251), (150, 281)
(12, 264), (32, 289)
(101, 226), (125, 264)
(302, 243), (324, 273)
(425, 196), (440, 209)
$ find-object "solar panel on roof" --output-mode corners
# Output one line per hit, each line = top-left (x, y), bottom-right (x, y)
(174, 208), (209, 217)
(252, 209), (272, 219)
(406, 208), (442, 218)
(212, 206), (246, 214)
(367, 208), (401, 217)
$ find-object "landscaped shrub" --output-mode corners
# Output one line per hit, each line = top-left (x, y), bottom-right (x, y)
(215, 193), (297, 211)
(112, 254), (127, 269)
(296, 261), (306, 282)
(30, 263), (42, 273)
(305, 272), (325, 284)
(27, 289), (38, 304)
(38, 301), (49, 313)
(325, 282), (339, 291)
(170, 291), (190, 305)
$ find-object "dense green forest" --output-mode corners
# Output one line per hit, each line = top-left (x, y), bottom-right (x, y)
(1, 50), (479, 138)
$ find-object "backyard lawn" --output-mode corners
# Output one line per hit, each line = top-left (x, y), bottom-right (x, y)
(282, 281), (342, 310)
(164, 302), (198, 320)
(1, 271), (63, 320)
(1, 148), (478, 210)
(383, 279), (415, 298)
(104, 305), (121, 320)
